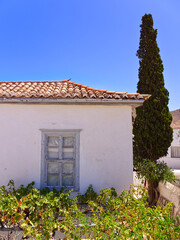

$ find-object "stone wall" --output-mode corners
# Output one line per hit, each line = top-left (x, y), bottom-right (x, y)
(134, 171), (180, 218)
(158, 181), (180, 217)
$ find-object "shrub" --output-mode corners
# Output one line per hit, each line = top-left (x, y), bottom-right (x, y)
(135, 159), (177, 183)
(0, 181), (179, 239)
(77, 184), (98, 204)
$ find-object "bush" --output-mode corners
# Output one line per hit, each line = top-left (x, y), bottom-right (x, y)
(77, 184), (98, 204)
(0, 180), (179, 239)
(135, 159), (177, 183)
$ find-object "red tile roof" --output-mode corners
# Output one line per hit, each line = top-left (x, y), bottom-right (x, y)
(0, 80), (147, 100)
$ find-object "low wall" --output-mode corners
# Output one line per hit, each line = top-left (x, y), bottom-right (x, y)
(161, 157), (180, 170)
(158, 181), (180, 217)
(134, 171), (180, 217)
(158, 170), (180, 217)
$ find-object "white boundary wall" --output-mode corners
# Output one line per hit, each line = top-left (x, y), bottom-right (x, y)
(160, 129), (180, 169)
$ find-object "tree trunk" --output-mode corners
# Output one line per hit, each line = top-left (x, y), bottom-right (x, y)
(147, 181), (159, 207)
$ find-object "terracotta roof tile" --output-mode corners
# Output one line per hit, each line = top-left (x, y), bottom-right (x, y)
(0, 80), (148, 101)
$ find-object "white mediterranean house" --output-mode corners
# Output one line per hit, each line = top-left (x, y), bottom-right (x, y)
(160, 109), (180, 170)
(0, 80), (148, 194)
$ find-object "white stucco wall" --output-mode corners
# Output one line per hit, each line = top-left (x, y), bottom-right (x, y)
(160, 129), (180, 169)
(0, 103), (133, 194)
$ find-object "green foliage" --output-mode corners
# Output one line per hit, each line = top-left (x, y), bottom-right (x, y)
(77, 184), (98, 204)
(0, 180), (180, 239)
(133, 14), (173, 205)
(135, 159), (177, 183)
(133, 14), (173, 164)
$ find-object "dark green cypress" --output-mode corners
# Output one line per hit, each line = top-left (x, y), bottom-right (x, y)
(134, 14), (173, 163)
(133, 14), (173, 205)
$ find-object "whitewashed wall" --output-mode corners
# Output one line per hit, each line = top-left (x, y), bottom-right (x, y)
(160, 129), (180, 169)
(0, 103), (133, 194)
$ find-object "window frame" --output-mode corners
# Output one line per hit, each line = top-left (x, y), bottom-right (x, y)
(40, 130), (80, 191)
(171, 146), (180, 158)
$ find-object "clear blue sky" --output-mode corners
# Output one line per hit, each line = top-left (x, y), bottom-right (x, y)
(0, 0), (179, 110)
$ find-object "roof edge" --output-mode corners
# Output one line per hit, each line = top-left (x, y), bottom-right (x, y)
(0, 98), (145, 106)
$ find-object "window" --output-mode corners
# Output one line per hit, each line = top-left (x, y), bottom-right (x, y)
(41, 130), (80, 190)
(171, 146), (180, 158)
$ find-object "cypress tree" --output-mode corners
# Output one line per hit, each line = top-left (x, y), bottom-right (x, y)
(133, 14), (173, 206)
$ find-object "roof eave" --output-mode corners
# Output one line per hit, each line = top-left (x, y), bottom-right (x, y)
(0, 98), (145, 106)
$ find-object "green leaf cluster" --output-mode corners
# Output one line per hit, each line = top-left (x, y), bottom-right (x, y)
(77, 184), (98, 204)
(135, 159), (177, 183)
(0, 180), (179, 239)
